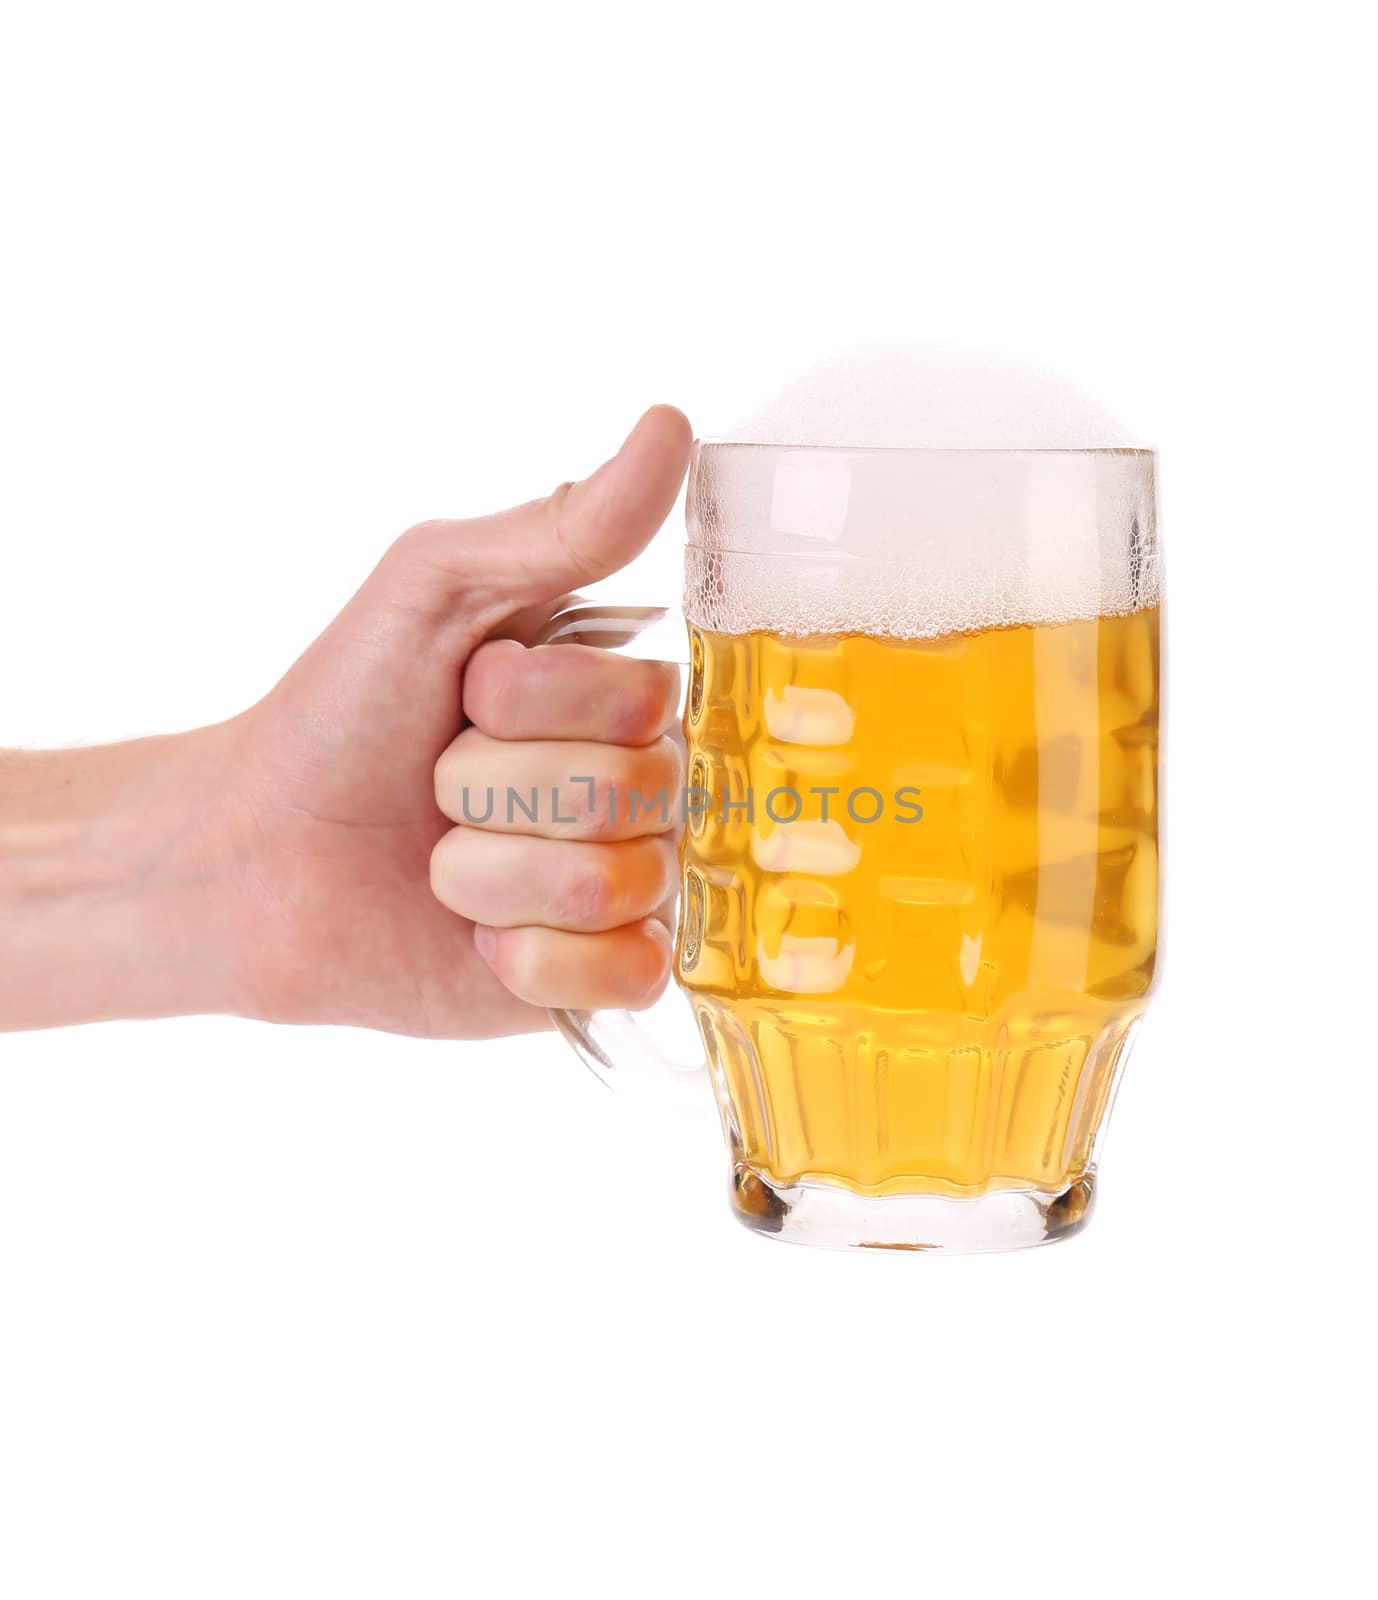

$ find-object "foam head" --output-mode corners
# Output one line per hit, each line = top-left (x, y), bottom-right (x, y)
(715, 342), (1139, 451)
(685, 344), (1158, 640)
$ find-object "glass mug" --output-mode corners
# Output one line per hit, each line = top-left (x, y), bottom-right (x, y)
(539, 441), (1161, 1253)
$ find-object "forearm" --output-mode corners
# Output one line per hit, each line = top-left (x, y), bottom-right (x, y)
(0, 728), (245, 1031)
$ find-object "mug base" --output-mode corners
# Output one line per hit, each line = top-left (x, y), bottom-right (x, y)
(729, 1164), (1095, 1254)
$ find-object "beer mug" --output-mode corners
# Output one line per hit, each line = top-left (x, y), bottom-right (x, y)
(542, 441), (1161, 1252)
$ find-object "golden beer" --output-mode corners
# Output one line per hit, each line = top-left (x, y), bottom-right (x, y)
(545, 434), (1162, 1249)
(676, 608), (1160, 1226)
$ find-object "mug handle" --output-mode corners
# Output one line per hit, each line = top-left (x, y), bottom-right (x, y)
(530, 601), (705, 1092)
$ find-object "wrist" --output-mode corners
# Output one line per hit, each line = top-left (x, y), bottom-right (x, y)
(0, 724), (251, 1030)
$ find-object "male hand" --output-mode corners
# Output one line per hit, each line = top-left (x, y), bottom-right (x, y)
(0, 407), (691, 1037)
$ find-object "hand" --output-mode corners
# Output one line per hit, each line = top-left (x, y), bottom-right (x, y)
(0, 407), (692, 1037)
(219, 405), (691, 1038)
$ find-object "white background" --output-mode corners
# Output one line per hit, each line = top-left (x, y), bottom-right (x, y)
(1, 4), (1373, 1596)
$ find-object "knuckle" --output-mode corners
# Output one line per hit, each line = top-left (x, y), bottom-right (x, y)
(625, 839), (675, 917)
(623, 922), (672, 1008)
(399, 518), (446, 546)
(387, 522), (430, 566)
(569, 778), (621, 840)
(387, 520), (449, 580)
(563, 747), (680, 839)
(642, 737), (685, 807)
(463, 639), (525, 726)
(558, 860), (610, 926)
(499, 928), (546, 998)
(648, 661), (682, 728)
(433, 747), (457, 805)
(541, 481), (601, 585)
(614, 669), (673, 743)
(544, 481), (576, 520)
(433, 729), (484, 808)
(429, 830), (480, 913)
(651, 836), (680, 898)
(598, 747), (676, 838)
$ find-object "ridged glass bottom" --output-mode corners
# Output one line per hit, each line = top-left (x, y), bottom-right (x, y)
(730, 1163), (1096, 1253)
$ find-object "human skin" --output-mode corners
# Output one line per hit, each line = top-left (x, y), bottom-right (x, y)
(0, 406), (692, 1038)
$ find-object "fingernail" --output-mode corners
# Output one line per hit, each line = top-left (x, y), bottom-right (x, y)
(473, 925), (497, 963)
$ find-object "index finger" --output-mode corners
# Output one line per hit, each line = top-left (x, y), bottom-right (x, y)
(462, 639), (681, 746)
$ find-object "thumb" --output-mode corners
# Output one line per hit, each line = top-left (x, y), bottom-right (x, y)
(397, 405), (693, 615)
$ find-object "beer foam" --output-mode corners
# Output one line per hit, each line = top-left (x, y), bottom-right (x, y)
(718, 343), (1139, 451)
(686, 345), (1159, 640)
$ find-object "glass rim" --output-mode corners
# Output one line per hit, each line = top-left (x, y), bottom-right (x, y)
(695, 438), (1157, 458)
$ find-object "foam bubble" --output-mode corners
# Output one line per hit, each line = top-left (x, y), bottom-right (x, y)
(686, 344), (1158, 640)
